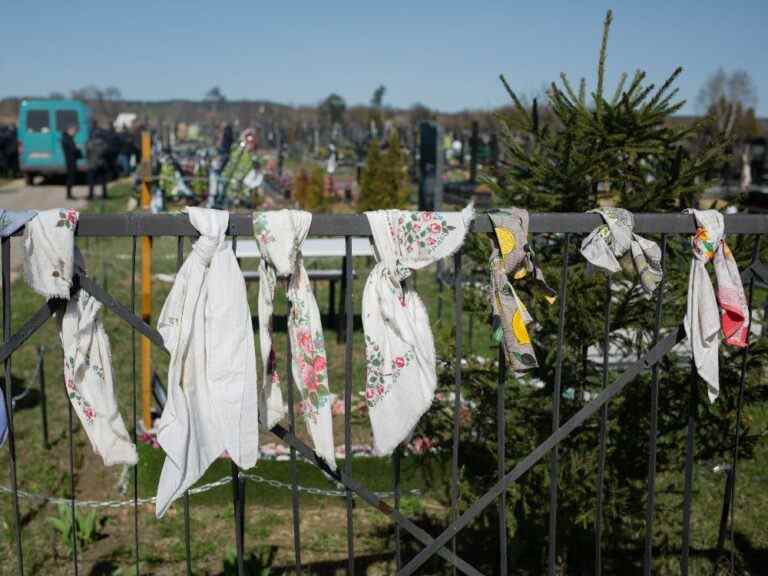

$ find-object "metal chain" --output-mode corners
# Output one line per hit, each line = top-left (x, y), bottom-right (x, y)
(0, 473), (419, 510)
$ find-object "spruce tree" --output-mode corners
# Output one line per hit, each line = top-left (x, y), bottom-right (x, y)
(293, 165), (327, 211)
(358, 133), (410, 211)
(420, 10), (766, 574)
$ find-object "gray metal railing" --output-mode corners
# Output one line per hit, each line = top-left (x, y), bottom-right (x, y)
(2, 211), (767, 576)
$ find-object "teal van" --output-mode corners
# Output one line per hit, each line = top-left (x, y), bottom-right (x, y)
(18, 99), (91, 183)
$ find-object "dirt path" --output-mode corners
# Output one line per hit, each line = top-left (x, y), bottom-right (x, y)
(1, 178), (89, 279)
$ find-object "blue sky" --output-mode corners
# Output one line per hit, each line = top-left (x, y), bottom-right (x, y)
(2, 1), (766, 114)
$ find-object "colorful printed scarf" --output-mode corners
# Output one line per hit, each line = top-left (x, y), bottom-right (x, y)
(363, 204), (474, 456)
(684, 209), (749, 402)
(580, 207), (663, 294)
(156, 208), (259, 517)
(488, 209), (556, 371)
(254, 210), (336, 470)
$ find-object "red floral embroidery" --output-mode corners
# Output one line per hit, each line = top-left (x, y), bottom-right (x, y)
(83, 406), (96, 424)
(290, 301), (332, 423)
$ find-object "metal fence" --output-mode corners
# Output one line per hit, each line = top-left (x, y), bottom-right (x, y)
(2, 211), (767, 575)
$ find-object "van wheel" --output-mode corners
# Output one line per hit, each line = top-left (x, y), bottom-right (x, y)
(25, 173), (35, 186)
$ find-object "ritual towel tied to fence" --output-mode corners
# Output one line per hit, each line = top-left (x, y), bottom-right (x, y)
(580, 207), (663, 294)
(0, 210), (37, 447)
(24, 209), (138, 466)
(684, 209), (749, 402)
(363, 203), (474, 456)
(488, 208), (556, 371)
(59, 268), (138, 466)
(155, 207), (259, 517)
(1, 209), (766, 576)
(254, 209), (336, 470)
(23, 209), (78, 300)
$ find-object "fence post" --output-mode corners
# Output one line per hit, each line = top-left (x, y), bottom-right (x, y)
(37, 345), (49, 450)
(140, 132), (153, 430)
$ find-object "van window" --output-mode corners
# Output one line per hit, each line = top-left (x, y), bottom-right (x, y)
(56, 110), (79, 133)
(26, 110), (50, 133)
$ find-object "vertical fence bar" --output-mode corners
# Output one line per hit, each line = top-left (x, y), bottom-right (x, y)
(286, 306), (302, 574)
(2, 236), (24, 576)
(437, 260), (444, 320)
(451, 251), (463, 576)
(67, 399), (79, 575)
(230, 232), (245, 576)
(643, 234), (668, 576)
(717, 468), (734, 552)
(680, 363), (698, 576)
(131, 235), (140, 576)
(594, 273), (611, 576)
(729, 235), (761, 571)
(344, 236), (355, 576)
(548, 233), (571, 576)
(176, 236), (193, 576)
(38, 346), (49, 449)
(393, 446), (402, 570)
(393, 279), (405, 571)
(497, 348), (508, 575)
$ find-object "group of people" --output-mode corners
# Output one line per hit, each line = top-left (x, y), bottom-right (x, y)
(61, 122), (138, 200)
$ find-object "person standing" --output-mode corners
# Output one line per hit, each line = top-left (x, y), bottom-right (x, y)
(61, 124), (80, 199)
(86, 122), (108, 199)
(218, 123), (234, 167)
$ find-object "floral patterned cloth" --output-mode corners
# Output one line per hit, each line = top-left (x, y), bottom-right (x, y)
(488, 209), (556, 372)
(0, 210), (37, 448)
(684, 209), (749, 402)
(580, 207), (663, 294)
(363, 204), (474, 456)
(24, 208), (78, 299)
(22, 208), (137, 465)
(156, 208), (259, 517)
(253, 210), (336, 470)
(59, 289), (138, 466)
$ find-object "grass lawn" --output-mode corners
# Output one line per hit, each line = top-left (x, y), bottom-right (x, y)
(0, 181), (766, 575)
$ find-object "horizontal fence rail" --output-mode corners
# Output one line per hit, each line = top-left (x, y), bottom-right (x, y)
(2, 211), (767, 576)
(6, 212), (768, 237)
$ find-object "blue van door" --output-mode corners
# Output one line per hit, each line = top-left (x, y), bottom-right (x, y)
(22, 108), (56, 169)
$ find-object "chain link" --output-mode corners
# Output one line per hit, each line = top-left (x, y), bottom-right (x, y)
(0, 473), (419, 510)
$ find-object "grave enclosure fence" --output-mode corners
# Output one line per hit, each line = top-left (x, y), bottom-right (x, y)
(2, 211), (767, 576)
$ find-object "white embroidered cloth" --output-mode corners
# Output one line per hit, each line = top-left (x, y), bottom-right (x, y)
(684, 209), (749, 402)
(59, 289), (138, 466)
(24, 209), (78, 299)
(253, 210), (336, 470)
(580, 207), (663, 294)
(363, 204), (474, 455)
(23, 208), (137, 466)
(155, 208), (259, 517)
